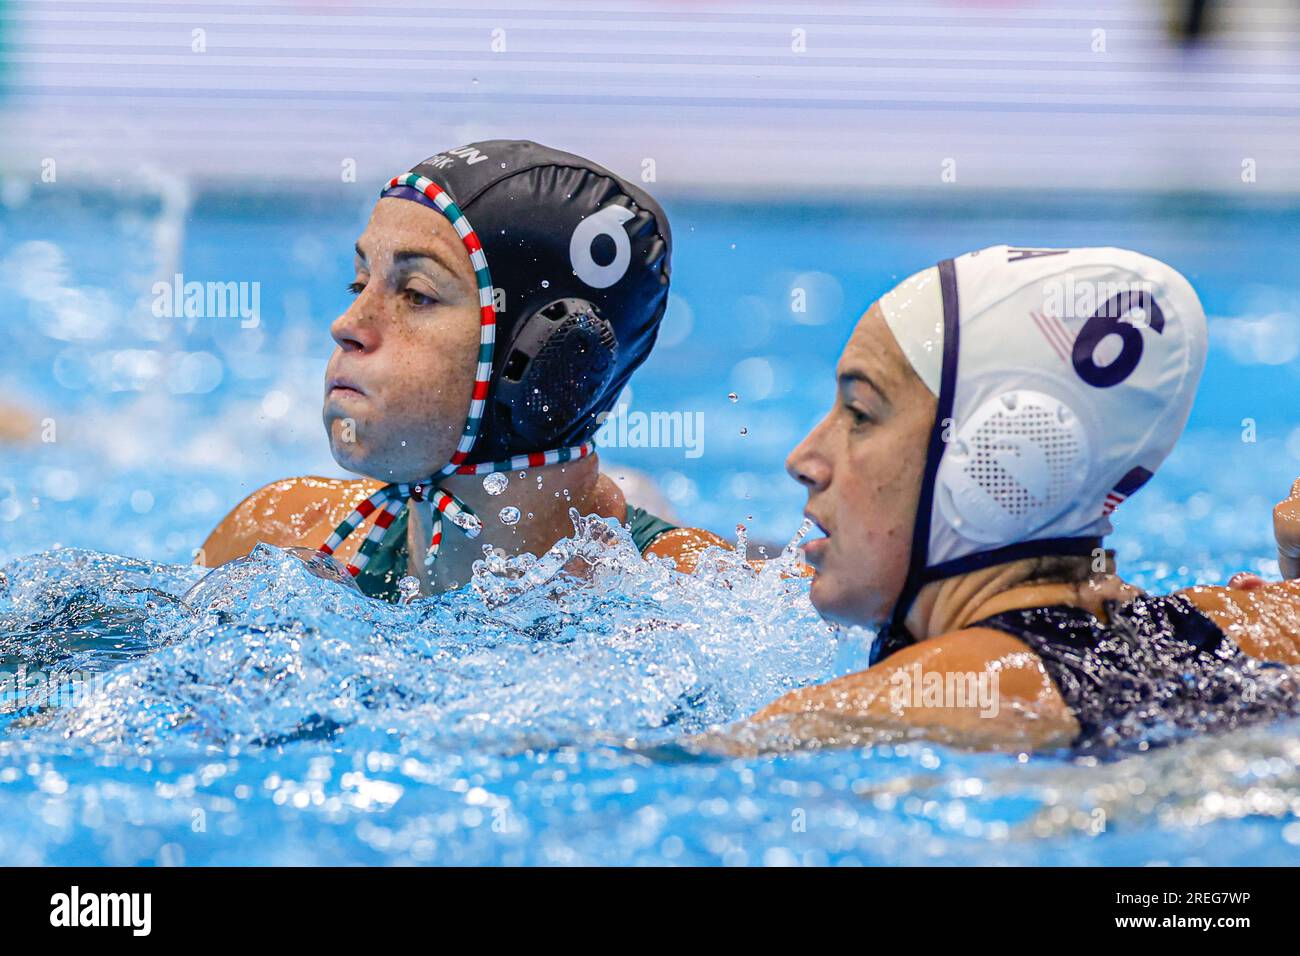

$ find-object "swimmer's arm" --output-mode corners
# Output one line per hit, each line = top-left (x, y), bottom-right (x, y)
(1179, 580), (1300, 665)
(720, 629), (1079, 753)
(643, 527), (730, 570)
(197, 476), (381, 567)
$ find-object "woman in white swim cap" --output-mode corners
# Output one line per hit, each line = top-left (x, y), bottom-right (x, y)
(749, 246), (1300, 752)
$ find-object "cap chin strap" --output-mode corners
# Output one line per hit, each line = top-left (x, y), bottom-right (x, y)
(318, 172), (592, 580)
(319, 442), (594, 578)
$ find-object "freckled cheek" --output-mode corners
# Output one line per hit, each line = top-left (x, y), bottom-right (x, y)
(384, 333), (446, 391)
(384, 364), (469, 451)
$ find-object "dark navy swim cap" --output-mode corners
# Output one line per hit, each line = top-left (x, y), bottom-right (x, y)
(383, 140), (672, 465)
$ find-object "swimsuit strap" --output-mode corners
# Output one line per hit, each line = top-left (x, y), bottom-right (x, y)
(624, 504), (678, 553)
(319, 441), (593, 577)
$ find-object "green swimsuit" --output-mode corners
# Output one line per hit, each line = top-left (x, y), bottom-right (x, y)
(354, 505), (678, 602)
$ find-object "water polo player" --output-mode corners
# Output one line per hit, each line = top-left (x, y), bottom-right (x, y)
(201, 141), (721, 597)
(749, 246), (1300, 751)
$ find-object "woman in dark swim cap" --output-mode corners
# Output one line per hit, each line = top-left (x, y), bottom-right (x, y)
(200, 141), (725, 597)
(742, 246), (1300, 752)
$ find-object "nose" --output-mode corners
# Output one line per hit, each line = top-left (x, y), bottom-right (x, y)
(786, 418), (831, 492)
(329, 296), (380, 353)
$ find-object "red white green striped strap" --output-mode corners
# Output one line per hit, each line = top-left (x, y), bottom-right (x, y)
(381, 172), (497, 477)
(453, 441), (593, 476)
(320, 440), (592, 577)
(318, 482), (430, 577)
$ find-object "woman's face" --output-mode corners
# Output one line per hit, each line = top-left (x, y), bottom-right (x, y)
(323, 197), (482, 482)
(786, 303), (937, 627)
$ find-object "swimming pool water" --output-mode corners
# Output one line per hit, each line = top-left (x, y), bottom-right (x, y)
(3, 183), (1300, 865)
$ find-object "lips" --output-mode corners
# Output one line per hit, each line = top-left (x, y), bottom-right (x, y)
(328, 375), (366, 397)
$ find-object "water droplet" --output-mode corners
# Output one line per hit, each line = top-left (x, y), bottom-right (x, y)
(727, 392), (738, 403)
(398, 575), (421, 604)
(482, 472), (508, 495)
(783, 518), (814, 558)
(498, 507), (521, 526)
(453, 511), (483, 534)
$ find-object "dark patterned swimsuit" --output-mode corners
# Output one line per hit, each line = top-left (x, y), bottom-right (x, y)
(875, 593), (1290, 751)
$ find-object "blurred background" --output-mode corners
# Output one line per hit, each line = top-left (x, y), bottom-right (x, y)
(1, 0), (1299, 580)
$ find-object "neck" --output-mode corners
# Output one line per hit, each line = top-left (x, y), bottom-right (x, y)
(901, 558), (1097, 641)
(405, 451), (622, 593)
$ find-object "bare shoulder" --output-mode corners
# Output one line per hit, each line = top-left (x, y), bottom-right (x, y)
(748, 626), (1079, 752)
(643, 527), (730, 570)
(198, 475), (384, 567)
(643, 527), (813, 576)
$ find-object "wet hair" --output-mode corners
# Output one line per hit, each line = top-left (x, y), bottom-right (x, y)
(1021, 550), (1116, 587)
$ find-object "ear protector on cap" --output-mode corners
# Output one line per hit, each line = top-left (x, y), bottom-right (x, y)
(935, 388), (1092, 546)
(872, 245), (1207, 662)
(493, 298), (618, 449)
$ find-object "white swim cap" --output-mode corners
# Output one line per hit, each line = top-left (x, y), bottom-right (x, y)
(878, 245), (1206, 638)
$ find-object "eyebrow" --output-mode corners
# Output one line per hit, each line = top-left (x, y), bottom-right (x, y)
(353, 242), (465, 282)
(838, 369), (891, 407)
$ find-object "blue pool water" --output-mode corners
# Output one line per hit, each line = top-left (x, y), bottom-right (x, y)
(3, 183), (1300, 865)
